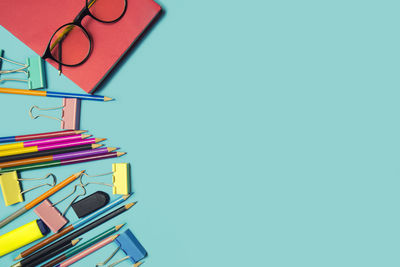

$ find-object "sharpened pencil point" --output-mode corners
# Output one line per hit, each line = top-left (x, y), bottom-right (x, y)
(108, 147), (118, 152)
(76, 170), (85, 176)
(115, 224), (125, 231)
(82, 134), (92, 139)
(117, 152), (126, 156)
(111, 234), (120, 240)
(11, 262), (21, 267)
(125, 202), (137, 209)
(75, 130), (87, 134)
(14, 255), (21, 261)
(104, 96), (113, 101)
(72, 238), (81, 245)
(135, 261), (144, 267)
(93, 144), (103, 149)
(95, 138), (107, 143)
(122, 194), (131, 200)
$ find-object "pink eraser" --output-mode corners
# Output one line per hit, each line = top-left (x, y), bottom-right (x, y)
(34, 199), (68, 233)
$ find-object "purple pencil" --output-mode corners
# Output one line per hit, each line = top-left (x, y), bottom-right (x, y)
(0, 152), (126, 173)
(0, 138), (106, 157)
(0, 147), (117, 169)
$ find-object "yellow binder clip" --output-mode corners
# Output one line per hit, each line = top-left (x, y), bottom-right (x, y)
(79, 163), (131, 195)
(0, 171), (56, 206)
(112, 163), (130, 195)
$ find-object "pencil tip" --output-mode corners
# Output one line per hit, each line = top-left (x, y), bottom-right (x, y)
(134, 261), (144, 267)
(93, 144), (102, 149)
(14, 255), (21, 260)
(111, 234), (120, 240)
(76, 130), (87, 134)
(117, 152), (126, 156)
(122, 194), (131, 200)
(72, 238), (81, 245)
(115, 224), (125, 231)
(108, 147), (118, 152)
(125, 202), (137, 209)
(82, 134), (92, 138)
(76, 170), (85, 176)
(104, 97), (113, 102)
(95, 138), (107, 142)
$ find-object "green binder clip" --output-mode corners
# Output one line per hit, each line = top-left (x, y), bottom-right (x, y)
(26, 56), (46, 89)
(0, 49), (4, 71)
(0, 52), (46, 89)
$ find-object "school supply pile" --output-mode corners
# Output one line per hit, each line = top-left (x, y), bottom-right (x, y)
(0, 0), (162, 264)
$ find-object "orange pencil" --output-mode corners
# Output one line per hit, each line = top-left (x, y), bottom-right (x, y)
(0, 170), (84, 228)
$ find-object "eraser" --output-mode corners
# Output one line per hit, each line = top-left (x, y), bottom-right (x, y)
(71, 191), (110, 218)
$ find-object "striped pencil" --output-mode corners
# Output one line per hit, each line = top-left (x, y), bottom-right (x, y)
(0, 134), (91, 151)
(0, 143), (102, 163)
(0, 147), (117, 168)
(0, 152), (126, 173)
(0, 130), (86, 144)
(0, 138), (105, 157)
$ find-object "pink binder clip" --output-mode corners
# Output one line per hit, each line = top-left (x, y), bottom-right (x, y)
(61, 98), (81, 130)
(34, 199), (68, 233)
(29, 98), (81, 130)
(34, 184), (86, 232)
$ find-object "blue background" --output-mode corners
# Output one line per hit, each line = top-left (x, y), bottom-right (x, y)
(1, 0), (399, 266)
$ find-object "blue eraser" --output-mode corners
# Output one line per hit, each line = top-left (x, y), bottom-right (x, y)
(115, 229), (147, 263)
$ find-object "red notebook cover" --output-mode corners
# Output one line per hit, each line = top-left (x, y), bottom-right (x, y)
(0, 0), (161, 93)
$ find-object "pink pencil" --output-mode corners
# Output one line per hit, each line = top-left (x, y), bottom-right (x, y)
(59, 235), (118, 267)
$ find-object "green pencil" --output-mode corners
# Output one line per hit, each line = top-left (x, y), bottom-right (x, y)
(42, 224), (124, 267)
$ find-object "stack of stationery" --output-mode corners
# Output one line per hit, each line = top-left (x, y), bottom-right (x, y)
(0, 130), (126, 173)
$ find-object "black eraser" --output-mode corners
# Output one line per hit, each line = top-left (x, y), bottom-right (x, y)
(71, 191), (110, 218)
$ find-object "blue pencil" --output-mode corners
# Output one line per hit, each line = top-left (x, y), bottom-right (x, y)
(0, 87), (113, 102)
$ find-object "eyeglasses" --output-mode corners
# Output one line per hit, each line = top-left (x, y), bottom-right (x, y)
(42, 0), (127, 67)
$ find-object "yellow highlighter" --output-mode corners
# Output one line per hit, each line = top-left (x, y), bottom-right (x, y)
(0, 219), (49, 256)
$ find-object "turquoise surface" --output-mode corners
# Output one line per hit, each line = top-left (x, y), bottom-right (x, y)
(1, 0), (399, 266)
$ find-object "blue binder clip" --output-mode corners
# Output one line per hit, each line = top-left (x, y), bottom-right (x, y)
(0, 52), (46, 89)
(97, 229), (147, 267)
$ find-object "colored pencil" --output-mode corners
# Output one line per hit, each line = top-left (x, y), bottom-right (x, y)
(0, 87), (113, 101)
(43, 225), (124, 267)
(15, 203), (136, 266)
(16, 195), (130, 260)
(0, 138), (105, 157)
(0, 152), (126, 173)
(0, 147), (117, 168)
(0, 143), (102, 163)
(12, 239), (81, 267)
(0, 130), (86, 144)
(0, 170), (84, 229)
(58, 235), (118, 267)
(0, 134), (91, 151)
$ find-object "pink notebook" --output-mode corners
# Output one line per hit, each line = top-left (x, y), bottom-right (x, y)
(0, 0), (161, 93)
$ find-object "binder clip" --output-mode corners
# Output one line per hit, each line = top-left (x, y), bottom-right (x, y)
(0, 52), (46, 89)
(34, 184), (86, 232)
(29, 98), (81, 130)
(0, 171), (56, 206)
(80, 163), (131, 195)
(96, 229), (147, 267)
